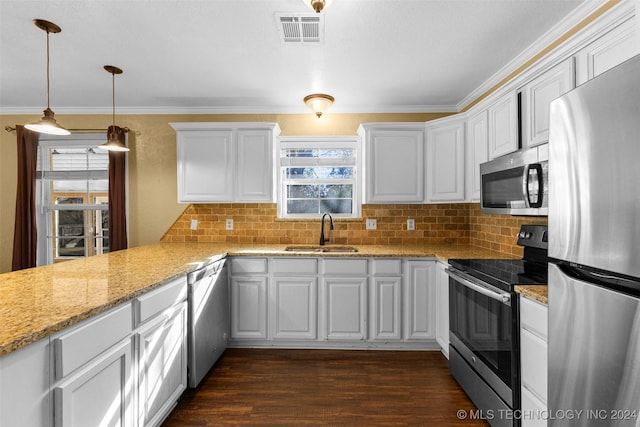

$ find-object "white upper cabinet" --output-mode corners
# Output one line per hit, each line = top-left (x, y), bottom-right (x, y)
(487, 91), (519, 159)
(425, 116), (466, 202)
(520, 58), (575, 148)
(465, 110), (488, 201)
(171, 122), (280, 203)
(575, 17), (639, 86)
(359, 123), (425, 203)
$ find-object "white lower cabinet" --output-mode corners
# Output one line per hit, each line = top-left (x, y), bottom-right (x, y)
(230, 258), (269, 340)
(270, 258), (318, 340)
(54, 339), (133, 427)
(0, 338), (51, 427)
(520, 295), (548, 427)
(52, 303), (134, 427)
(371, 259), (402, 341)
(134, 286), (188, 427)
(435, 261), (450, 357)
(324, 277), (368, 340)
(404, 260), (436, 341)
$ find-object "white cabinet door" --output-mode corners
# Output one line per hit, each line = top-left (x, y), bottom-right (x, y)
(520, 295), (548, 423)
(487, 92), (518, 159)
(520, 58), (575, 148)
(324, 278), (368, 340)
(231, 276), (268, 339)
(371, 276), (402, 340)
(426, 118), (465, 202)
(135, 302), (188, 427)
(404, 260), (436, 340)
(435, 262), (450, 357)
(466, 110), (488, 201)
(176, 130), (234, 202)
(0, 338), (51, 427)
(270, 277), (318, 340)
(236, 129), (274, 202)
(360, 124), (425, 203)
(54, 339), (133, 427)
(575, 17), (638, 85)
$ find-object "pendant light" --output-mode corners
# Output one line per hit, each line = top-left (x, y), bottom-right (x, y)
(25, 19), (70, 135)
(304, 94), (335, 118)
(98, 65), (129, 152)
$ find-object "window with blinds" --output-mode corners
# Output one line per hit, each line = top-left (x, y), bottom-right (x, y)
(36, 134), (110, 263)
(278, 138), (360, 218)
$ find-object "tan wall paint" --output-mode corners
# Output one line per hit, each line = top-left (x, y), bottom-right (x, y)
(0, 112), (449, 273)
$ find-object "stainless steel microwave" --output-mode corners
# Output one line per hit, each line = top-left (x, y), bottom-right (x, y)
(480, 147), (548, 216)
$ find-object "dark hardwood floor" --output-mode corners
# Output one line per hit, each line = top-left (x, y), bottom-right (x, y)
(163, 348), (489, 426)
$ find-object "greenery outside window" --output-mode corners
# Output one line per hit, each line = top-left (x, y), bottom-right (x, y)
(278, 137), (360, 218)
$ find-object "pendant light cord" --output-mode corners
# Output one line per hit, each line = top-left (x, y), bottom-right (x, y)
(112, 71), (116, 126)
(46, 29), (51, 110)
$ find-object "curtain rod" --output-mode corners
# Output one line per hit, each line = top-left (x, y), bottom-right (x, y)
(5, 125), (133, 134)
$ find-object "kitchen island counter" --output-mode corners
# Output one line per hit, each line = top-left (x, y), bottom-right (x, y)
(0, 242), (508, 357)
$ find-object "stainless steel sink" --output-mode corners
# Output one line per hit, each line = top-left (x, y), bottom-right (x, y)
(284, 245), (358, 253)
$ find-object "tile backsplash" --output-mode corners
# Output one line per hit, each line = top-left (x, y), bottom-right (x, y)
(161, 202), (547, 256)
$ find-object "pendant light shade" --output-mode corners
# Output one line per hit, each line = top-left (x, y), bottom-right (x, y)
(302, 0), (333, 13)
(25, 19), (70, 136)
(98, 65), (129, 152)
(304, 93), (335, 118)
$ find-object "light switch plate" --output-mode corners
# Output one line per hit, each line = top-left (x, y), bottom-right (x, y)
(407, 219), (415, 231)
(190, 219), (198, 230)
(226, 218), (234, 230)
(366, 219), (377, 230)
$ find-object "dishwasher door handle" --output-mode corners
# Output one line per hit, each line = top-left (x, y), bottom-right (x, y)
(446, 268), (511, 305)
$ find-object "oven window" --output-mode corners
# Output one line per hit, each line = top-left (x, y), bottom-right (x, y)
(449, 278), (512, 385)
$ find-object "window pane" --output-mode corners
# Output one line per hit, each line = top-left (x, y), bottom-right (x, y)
(50, 147), (108, 171)
(56, 209), (85, 258)
(288, 185), (318, 199)
(285, 167), (353, 179)
(321, 184), (352, 198)
(287, 199), (319, 214)
(283, 148), (353, 158)
(320, 199), (352, 214)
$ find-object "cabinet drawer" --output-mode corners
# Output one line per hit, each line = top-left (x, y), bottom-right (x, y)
(53, 303), (132, 379)
(231, 258), (268, 275)
(372, 259), (402, 275)
(521, 327), (548, 403)
(134, 276), (187, 326)
(520, 296), (548, 340)
(271, 258), (318, 275)
(323, 259), (368, 275)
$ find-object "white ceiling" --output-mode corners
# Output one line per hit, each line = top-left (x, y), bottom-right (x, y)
(0, 0), (592, 115)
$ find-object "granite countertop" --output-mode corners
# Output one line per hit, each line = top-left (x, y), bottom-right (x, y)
(0, 242), (509, 357)
(515, 285), (549, 305)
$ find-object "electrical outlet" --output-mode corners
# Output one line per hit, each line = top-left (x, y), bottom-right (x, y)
(407, 219), (415, 231)
(190, 219), (198, 230)
(366, 219), (377, 230)
(226, 218), (234, 230)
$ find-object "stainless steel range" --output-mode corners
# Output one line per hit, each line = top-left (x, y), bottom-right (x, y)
(447, 224), (548, 427)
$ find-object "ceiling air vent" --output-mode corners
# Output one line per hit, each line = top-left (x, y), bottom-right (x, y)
(276, 14), (323, 43)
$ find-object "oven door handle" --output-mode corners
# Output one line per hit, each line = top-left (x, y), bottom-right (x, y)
(446, 268), (511, 305)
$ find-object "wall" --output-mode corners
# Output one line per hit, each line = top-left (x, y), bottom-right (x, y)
(161, 202), (547, 256)
(0, 112), (449, 273)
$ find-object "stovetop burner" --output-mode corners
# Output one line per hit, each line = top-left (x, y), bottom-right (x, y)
(449, 224), (549, 292)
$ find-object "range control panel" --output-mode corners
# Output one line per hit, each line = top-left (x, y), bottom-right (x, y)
(517, 224), (548, 250)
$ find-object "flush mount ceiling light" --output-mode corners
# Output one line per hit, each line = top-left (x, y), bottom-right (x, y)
(25, 19), (70, 136)
(302, 0), (333, 13)
(98, 65), (129, 152)
(304, 94), (335, 118)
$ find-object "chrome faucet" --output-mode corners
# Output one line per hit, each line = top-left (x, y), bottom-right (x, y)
(319, 212), (334, 246)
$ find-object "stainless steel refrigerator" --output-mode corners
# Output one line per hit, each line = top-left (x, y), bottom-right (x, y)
(548, 53), (640, 426)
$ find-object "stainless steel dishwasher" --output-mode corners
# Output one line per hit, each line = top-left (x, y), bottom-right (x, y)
(187, 258), (229, 388)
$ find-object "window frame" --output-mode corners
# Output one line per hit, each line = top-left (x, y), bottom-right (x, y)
(277, 136), (361, 219)
(35, 133), (128, 265)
